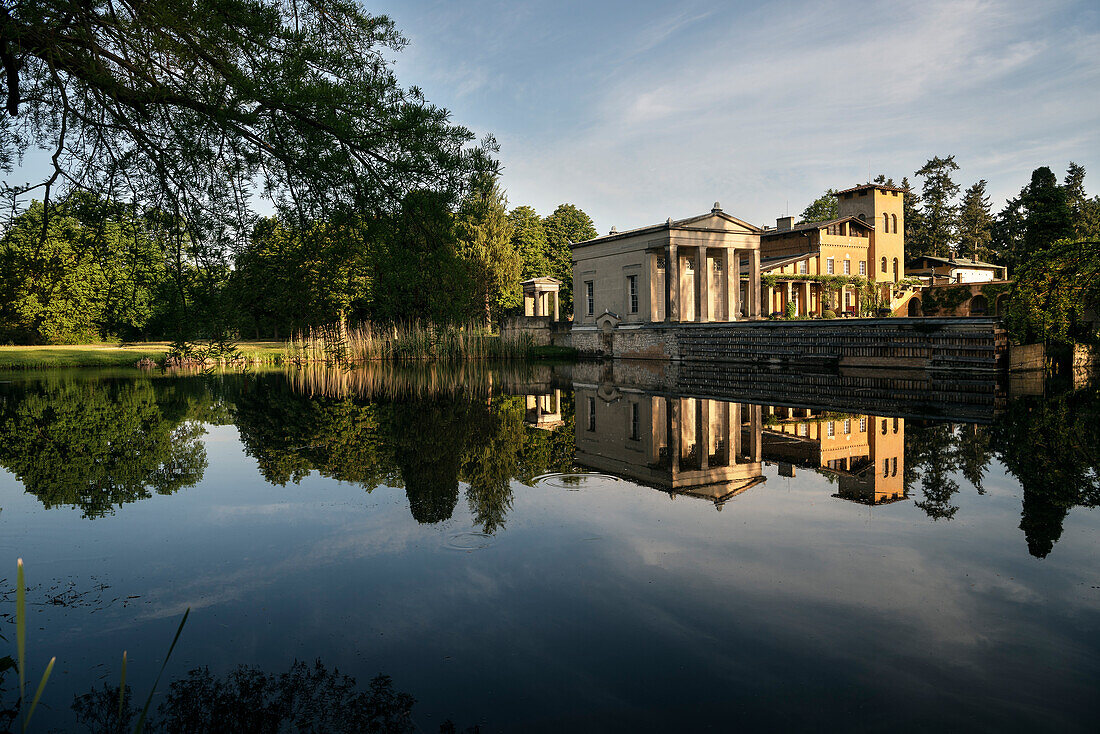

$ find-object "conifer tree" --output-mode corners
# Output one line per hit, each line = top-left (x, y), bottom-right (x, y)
(900, 176), (924, 259)
(957, 180), (994, 262)
(911, 156), (960, 258)
(455, 176), (520, 327)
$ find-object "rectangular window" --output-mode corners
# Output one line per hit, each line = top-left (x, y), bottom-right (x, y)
(843, 419), (851, 434)
(798, 423), (808, 437)
(587, 397), (596, 431)
(843, 260), (851, 275)
(859, 417), (867, 432)
(845, 291), (852, 309)
(630, 402), (640, 440)
(799, 260), (808, 274)
(827, 258), (834, 274)
(827, 421), (835, 437)
(585, 281), (594, 316)
(859, 260), (866, 276)
(627, 275), (638, 314)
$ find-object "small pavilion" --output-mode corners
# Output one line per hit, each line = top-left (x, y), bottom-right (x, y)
(522, 277), (561, 321)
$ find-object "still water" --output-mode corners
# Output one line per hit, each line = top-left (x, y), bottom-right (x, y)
(0, 364), (1097, 731)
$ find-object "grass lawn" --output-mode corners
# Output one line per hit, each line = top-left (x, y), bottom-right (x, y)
(0, 341), (286, 370)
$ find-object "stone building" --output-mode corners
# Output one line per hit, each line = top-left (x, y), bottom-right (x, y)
(906, 255), (1009, 284)
(570, 203), (763, 331)
(757, 183), (910, 316)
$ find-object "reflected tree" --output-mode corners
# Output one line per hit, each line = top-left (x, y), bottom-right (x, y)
(904, 421), (962, 520)
(0, 378), (209, 517)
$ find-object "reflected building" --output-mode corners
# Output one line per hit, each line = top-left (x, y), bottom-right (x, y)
(575, 385), (765, 509)
(762, 408), (907, 505)
(525, 389), (564, 430)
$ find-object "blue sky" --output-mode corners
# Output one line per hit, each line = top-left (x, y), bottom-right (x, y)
(375, 0), (1100, 231)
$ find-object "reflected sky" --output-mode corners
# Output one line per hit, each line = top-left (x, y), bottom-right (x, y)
(0, 367), (1097, 731)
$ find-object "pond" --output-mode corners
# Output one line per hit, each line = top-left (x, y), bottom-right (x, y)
(1, 364), (1098, 732)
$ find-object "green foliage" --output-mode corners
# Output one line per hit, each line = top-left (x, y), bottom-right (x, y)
(455, 176), (521, 326)
(543, 204), (597, 313)
(509, 206), (550, 280)
(901, 176), (924, 259)
(1022, 166), (1074, 254)
(798, 189), (839, 223)
(910, 155), (960, 258)
(1003, 239), (1100, 346)
(784, 301), (797, 320)
(921, 285), (972, 314)
(821, 309), (836, 320)
(958, 180), (994, 262)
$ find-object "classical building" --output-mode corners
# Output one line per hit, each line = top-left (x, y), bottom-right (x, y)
(574, 386), (765, 509)
(757, 183), (909, 316)
(571, 203), (763, 329)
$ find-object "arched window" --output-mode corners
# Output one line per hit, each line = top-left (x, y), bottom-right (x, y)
(881, 419), (887, 435)
(970, 294), (988, 315)
(891, 213), (898, 233)
(893, 418), (899, 434)
(892, 258), (899, 281)
(881, 256), (887, 273)
(883, 212), (889, 232)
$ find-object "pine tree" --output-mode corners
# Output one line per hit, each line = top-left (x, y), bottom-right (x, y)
(912, 156), (961, 258)
(455, 176), (520, 327)
(901, 176), (924, 259)
(957, 180), (994, 262)
(1021, 166), (1073, 253)
(1063, 162), (1100, 241)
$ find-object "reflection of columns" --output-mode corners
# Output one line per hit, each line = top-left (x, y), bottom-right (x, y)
(648, 396), (661, 464)
(725, 250), (738, 322)
(669, 397), (681, 477)
(697, 248), (710, 323)
(749, 250), (761, 318)
(666, 243), (679, 322)
(749, 404), (763, 461)
(697, 399), (711, 469)
(732, 402), (742, 461)
(718, 401), (731, 465)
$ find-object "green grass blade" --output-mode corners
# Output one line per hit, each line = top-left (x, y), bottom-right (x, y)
(22, 656), (55, 731)
(16, 559), (25, 707)
(118, 650), (128, 730)
(133, 607), (189, 734)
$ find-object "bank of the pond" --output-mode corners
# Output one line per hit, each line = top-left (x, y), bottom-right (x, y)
(0, 341), (575, 369)
(0, 341), (285, 370)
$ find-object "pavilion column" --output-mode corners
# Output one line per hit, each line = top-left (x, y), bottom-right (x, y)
(666, 243), (679, 322)
(696, 247), (710, 323)
(749, 249), (761, 318)
(696, 398), (710, 469)
(786, 282), (793, 313)
(725, 250), (738, 322)
(536, 290), (544, 317)
(802, 282), (810, 316)
(553, 291), (559, 321)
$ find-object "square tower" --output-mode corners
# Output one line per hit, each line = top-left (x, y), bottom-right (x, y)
(835, 184), (905, 283)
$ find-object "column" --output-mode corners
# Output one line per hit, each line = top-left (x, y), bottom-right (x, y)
(669, 397), (681, 477)
(696, 398), (711, 469)
(749, 249), (761, 318)
(732, 402), (742, 462)
(725, 250), (737, 322)
(786, 282), (793, 314)
(648, 252), (659, 322)
(749, 404), (762, 462)
(648, 396), (662, 465)
(802, 282), (810, 316)
(666, 243), (679, 322)
(696, 247), (710, 323)
(553, 291), (559, 321)
(719, 401), (731, 465)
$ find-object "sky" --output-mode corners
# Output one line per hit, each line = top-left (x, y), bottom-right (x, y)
(372, 0), (1100, 232)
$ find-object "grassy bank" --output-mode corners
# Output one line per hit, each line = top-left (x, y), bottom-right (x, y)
(0, 341), (285, 370)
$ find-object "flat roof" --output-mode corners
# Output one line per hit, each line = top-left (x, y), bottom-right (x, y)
(834, 183), (908, 195)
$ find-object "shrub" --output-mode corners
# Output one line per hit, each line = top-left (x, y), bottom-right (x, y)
(822, 310), (837, 320)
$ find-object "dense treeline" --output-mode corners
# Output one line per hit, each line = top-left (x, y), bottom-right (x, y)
(0, 183), (597, 344)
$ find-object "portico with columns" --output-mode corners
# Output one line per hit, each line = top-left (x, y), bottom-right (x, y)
(571, 203), (763, 330)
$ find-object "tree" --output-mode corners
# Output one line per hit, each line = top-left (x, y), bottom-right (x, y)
(455, 175), (520, 327)
(1, 0), (492, 336)
(911, 155), (960, 258)
(1021, 166), (1073, 253)
(798, 189), (839, 223)
(1003, 238), (1100, 346)
(900, 176), (925, 259)
(509, 206), (550, 280)
(992, 196), (1026, 270)
(957, 180), (994, 262)
(542, 204), (597, 314)
(1063, 163), (1100, 241)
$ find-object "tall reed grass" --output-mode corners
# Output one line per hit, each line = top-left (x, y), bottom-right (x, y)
(287, 361), (551, 401)
(284, 321), (534, 366)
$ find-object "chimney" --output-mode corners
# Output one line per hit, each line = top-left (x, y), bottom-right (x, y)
(777, 216), (794, 231)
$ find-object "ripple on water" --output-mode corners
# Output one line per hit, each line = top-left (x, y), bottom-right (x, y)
(533, 472), (622, 490)
(443, 531), (495, 551)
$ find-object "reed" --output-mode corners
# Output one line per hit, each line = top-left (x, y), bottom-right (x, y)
(284, 321), (535, 366)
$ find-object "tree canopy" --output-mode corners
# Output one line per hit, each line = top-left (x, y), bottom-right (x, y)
(798, 189), (839, 224)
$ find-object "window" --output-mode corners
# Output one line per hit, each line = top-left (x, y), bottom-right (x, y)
(685, 257), (695, 271)
(627, 275), (638, 314)
(859, 417), (867, 432)
(827, 258), (835, 274)
(587, 397), (596, 431)
(883, 458), (889, 478)
(891, 213), (898, 233)
(893, 258), (899, 281)
(881, 256), (887, 273)
(827, 422), (835, 437)
(630, 402), (640, 440)
(892, 457), (898, 477)
(883, 212), (889, 232)
(585, 281), (594, 316)
(656, 256), (666, 270)
(843, 260), (851, 275)
(799, 260), (808, 274)
(893, 418), (899, 434)
(881, 419), (888, 435)
(859, 260), (866, 276)
(859, 190), (868, 197)
(843, 419), (851, 434)
(798, 423), (808, 437)
(713, 258), (723, 272)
